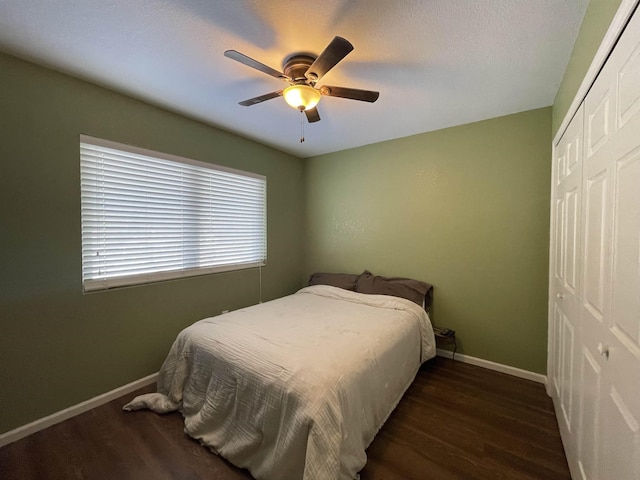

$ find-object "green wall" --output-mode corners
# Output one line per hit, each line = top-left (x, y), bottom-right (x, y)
(305, 107), (552, 374)
(553, 0), (623, 135)
(0, 52), (305, 434)
(0, 0), (622, 435)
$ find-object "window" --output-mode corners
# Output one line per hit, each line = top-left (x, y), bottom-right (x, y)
(80, 135), (266, 292)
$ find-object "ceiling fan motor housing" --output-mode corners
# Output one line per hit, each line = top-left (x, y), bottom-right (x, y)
(283, 54), (317, 85)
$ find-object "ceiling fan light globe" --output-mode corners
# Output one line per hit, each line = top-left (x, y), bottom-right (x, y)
(283, 85), (321, 111)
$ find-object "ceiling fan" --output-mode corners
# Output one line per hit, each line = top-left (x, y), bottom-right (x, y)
(224, 36), (379, 124)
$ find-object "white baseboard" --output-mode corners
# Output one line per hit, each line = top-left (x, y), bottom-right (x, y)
(437, 349), (547, 384)
(0, 372), (158, 448)
(1, 352), (546, 448)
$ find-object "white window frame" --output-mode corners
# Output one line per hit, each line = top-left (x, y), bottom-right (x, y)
(80, 135), (266, 292)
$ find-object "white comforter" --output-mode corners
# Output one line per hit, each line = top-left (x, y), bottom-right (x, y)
(126, 285), (435, 480)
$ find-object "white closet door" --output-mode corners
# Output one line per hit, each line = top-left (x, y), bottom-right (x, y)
(549, 103), (584, 469)
(579, 6), (640, 479)
(578, 44), (615, 480)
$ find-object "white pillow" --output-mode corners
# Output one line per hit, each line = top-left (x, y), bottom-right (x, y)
(122, 392), (180, 413)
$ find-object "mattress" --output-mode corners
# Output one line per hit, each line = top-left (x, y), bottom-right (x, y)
(125, 285), (436, 480)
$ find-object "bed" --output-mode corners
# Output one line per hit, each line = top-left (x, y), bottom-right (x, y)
(124, 273), (435, 480)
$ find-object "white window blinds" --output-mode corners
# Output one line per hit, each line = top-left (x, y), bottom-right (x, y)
(80, 135), (266, 292)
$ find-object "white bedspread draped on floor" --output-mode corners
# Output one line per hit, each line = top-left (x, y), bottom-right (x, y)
(125, 285), (435, 480)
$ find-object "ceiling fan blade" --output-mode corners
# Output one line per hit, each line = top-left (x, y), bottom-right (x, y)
(305, 107), (321, 123)
(305, 37), (354, 82)
(224, 50), (287, 80)
(238, 90), (283, 106)
(320, 85), (379, 103)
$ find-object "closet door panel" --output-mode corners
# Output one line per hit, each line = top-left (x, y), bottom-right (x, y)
(605, 146), (640, 480)
(552, 303), (563, 397)
(582, 170), (607, 323)
(563, 187), (580, 295)
(549, 104), (584, 471)
(611, 152), (640, 345)
(580, 7), (640, 479)
(559, 312), (576, 432)
(601, 386), (640, 479)
(617, 34), (640, 129)
(609, 28), (640, 352)
(577, 347), (602, 480)
(578, 138), (611, 480)
(603, 28), (640, 478)
(554, 197), (565, 281)
(586, 90), (612, 158)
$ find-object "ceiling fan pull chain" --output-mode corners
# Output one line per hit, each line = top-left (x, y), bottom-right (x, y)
(300, 110), (305, 143)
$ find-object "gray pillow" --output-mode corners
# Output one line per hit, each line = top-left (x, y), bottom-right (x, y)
(356, 271), (433, 307)
(308, 272), (359, 291)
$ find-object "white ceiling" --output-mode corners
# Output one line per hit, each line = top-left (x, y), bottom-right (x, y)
(0, 0), (588, 158)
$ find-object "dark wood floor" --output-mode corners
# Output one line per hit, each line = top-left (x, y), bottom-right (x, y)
(0, 358), (570, 479)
